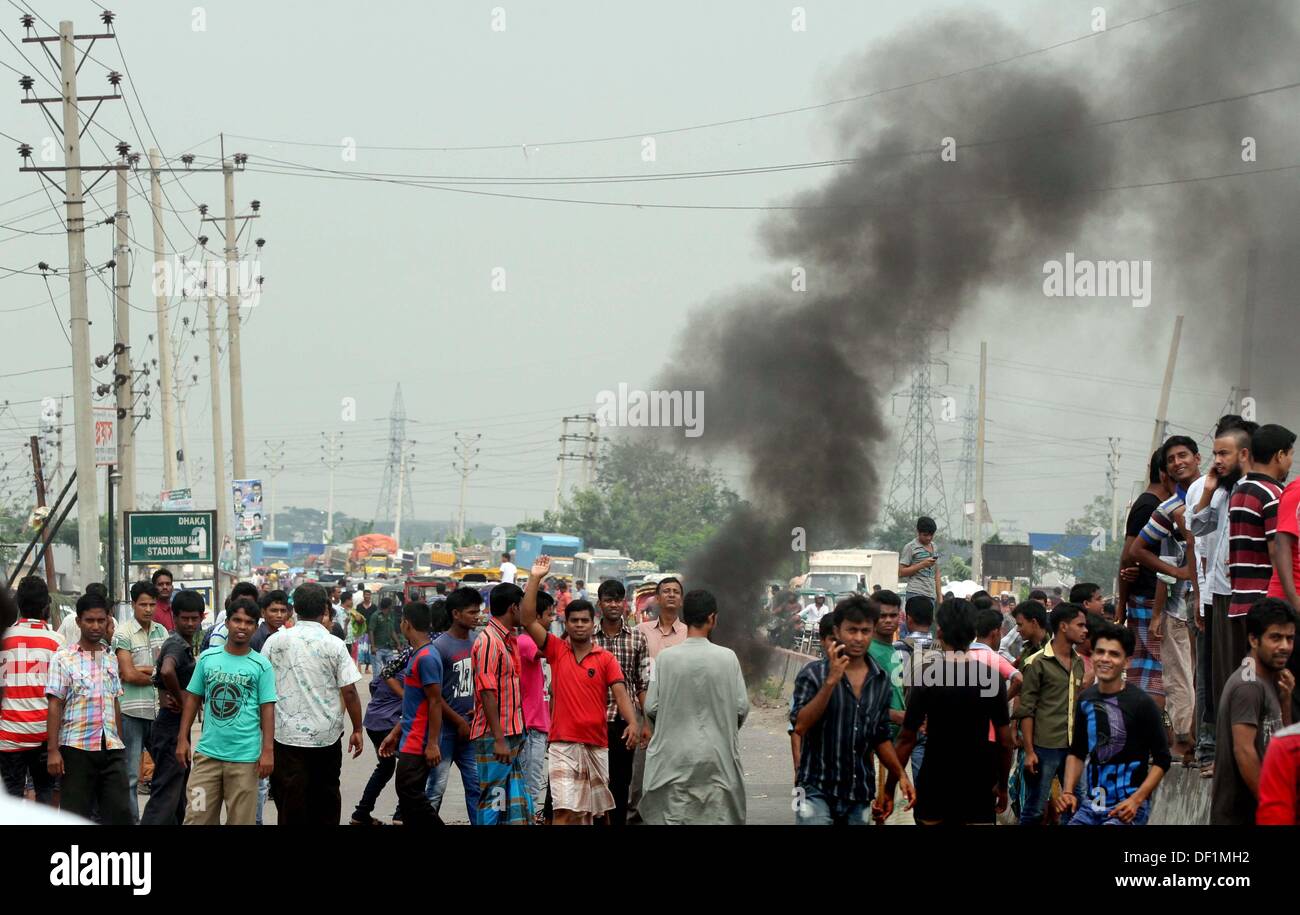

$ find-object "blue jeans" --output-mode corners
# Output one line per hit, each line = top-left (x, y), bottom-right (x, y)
(909, 738), (926, 783)
(1019, 745), (1069, 825)
(794, 786), (873, 826)
(425, 737), (479, 824)
(1068, 798), (1150, 826)
(121, 715), (153, 825)
(519, 728), (548, 815)
(256, 776), (269, 825)
(375, 649), (397, 673)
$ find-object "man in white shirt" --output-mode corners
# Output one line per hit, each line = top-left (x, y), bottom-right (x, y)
(800, 594), (831, 624)
(499, 553), (518, 584)
(262, 582), (364, 825)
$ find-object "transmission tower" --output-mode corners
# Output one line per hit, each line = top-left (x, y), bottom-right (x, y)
(953, 385), (976, 540)
(884, 357), (950, 530)
(374, 385), (415, 531)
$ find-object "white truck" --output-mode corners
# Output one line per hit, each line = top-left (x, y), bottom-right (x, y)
(802, 549), (900, 595)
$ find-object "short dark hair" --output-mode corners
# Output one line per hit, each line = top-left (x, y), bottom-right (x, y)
(597, 579), (626, 601)
(403, 601), (432, 633)
(1251, 424), (1296, 466)
(446, 586), (483, 615)
(936, 598), (975, 649)
(172, 590), (205, 618)
(229, 581), (259, 606)
(292, 582), (328, 620)
(1028, 589), (1047, 602)
(1161, 434), (1199, 460)
(15, 576), (50, 619)
(1215, 414), (1258, 446)
(576, 580), (585, 588)
(429, 599), (450, 634)
(536, 589), (555, 614)
(818, 615), (836, 639)
(1049, 602), (1085, 633)
(974, 606), (1003, 639)
(151, 568), (173, 584)
(972, 595), (994, 611)
(489, 583), (524, 618)
(565, 599), (595, 621)
(1069, 582), (1100, 604)
(1147, 449), (1164, 484)
(1085, 612), (1107, 642)
(130, 581), (159, 603)
(904, 595), (933, 627)
(873, 589), (902, 609)
(834, 595), (880, 628)
(0, 584), (14, 632)
(916, 516), (937, 535)
(1013, 600), (1048, 629)
(681, 589), (717, 627)
(1091, 622), (1134, 657)
(84, 582), (108, 600)
(259, 589), (289, 610)
(379, 597), (393, 610)
(75, 590), (109, 617)
(1246, 597), (1298, 640)
(226, 596), (261, 624)
(655, 577), (682, 595)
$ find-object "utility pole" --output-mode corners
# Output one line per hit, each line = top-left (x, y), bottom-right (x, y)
(321, 432), (342, 544)
(263, 440), (285, 540)
(1236, 247), (1256, 415)
(453, 433), (481, 543)
(1107, 437), (1122, 544)
(972, 341), (987, 586)
(554, 414), (596, 512)
(205, 277), (228, 611)
(148, 149), (179, 489)
(29, 437), (56, 584)
(583, 415), (598, 488)
(554, 416), (570, 514)
(113, 159), (136, 531)
(1148, 315), (1185, 462)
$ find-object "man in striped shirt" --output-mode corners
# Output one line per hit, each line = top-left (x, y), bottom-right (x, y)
(470, 582), (531, 825)
(0, 576), (64, 805)
(1225, 424), (1294, 702)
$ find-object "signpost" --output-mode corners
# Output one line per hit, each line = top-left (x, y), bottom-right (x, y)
(124, 511), (216, 564)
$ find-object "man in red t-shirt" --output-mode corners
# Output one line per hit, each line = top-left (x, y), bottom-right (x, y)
(521, 556), (640, 825)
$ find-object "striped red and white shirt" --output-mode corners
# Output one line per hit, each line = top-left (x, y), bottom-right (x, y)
(0, 619), (65, 751)
(1228, 473), (1283, 619)
(469, 616), (524, 739)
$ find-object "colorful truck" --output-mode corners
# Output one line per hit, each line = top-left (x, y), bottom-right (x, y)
(514, 531), (583, 578)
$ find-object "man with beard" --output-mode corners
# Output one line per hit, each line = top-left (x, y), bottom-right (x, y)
(1211, 598), (1296, 824)
(1127, 436), (1200, 756)
(1188, 415), (1256, 774)
(1057, 623), (1170, 825)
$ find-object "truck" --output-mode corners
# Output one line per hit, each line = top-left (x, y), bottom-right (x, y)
(573, 548), (632, 586)
(514, 531), (583, 578)
(803, 549), (900, 596)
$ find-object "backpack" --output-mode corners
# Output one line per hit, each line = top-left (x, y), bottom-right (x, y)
(892, 632), (943, 703)
(200, 622), (224, 653)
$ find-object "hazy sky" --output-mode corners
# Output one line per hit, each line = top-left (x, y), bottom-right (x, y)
(1, 0), (1290, 542)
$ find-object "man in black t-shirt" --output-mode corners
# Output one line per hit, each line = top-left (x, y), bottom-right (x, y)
(1117, 450), (1170, 629)
(889, 599), (1014, 825)
(1058, 623), (1170, 825)
(140, 591), (204, 825)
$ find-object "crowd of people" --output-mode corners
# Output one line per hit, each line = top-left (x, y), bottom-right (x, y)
(1, 417), (1297, 827)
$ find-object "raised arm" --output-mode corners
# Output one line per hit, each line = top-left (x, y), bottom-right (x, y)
(520, 556), (552, 649)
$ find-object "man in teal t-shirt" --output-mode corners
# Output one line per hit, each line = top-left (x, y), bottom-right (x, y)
(176, 597), (276, 825)
(867, 591), (907, 740)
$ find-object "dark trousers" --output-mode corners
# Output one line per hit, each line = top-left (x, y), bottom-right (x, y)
(353, 727), (401, 822)
(605, 717), (635, 826)
(394, 752), (442, 826)
(0, 745), (55, 804)
(1211, 595), (1248, 715)
(271, 740), (343, 826)
(60, 743), (132, 825)
(140, 710), (188, 825)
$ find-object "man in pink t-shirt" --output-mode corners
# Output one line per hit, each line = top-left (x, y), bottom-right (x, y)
(516, 593), (555, 823)
(971, 606), (1022, 742)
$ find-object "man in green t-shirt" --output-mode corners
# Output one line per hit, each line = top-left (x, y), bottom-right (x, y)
(367, 597), (404, 671)
(868, 590), (907, 737)
(176, 597), (277, 825)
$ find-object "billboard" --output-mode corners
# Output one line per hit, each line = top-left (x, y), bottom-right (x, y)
(232, 478), (264, 541)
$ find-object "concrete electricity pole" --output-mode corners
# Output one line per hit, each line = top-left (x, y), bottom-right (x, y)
(453, 433), (481, 543)
(321, 432), (342, 544)
(148, 149), (179, 490)
(393, 441), (408, 549)
(1148, 315), (1185, 463)
(205, 275), (229, 611)
(972, 341), (987, 586)
(1107, 437), (1122, 544)
(113, 161), (135, 515)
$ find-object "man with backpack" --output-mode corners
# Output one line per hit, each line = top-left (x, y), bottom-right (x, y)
(893, 595), (940, 781)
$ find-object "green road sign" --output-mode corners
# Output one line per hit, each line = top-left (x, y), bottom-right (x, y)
(125, 511), (216, 564)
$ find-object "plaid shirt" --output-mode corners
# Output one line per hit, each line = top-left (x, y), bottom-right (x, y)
(592, 619), (647, 723)
(44, 642), (124, 752)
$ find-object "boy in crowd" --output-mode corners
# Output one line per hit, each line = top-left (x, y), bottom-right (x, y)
(0, 576), (63, 805)
(176, 597), (277, 825)
(141, 591), (205, 824)
(114, 581), (169, 822)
